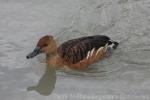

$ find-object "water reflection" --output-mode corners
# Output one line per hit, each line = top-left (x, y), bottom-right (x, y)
(27, 66), (56, 96)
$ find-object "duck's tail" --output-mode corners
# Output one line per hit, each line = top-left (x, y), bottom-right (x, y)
(108, 40), (119, 50)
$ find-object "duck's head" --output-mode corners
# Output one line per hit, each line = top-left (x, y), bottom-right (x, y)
(26, 35), (57, 59)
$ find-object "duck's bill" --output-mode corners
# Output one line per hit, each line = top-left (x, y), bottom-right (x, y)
(26, 47), (42, 59)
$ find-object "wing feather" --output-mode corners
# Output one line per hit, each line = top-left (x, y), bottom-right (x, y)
(57, 35), (110, 64)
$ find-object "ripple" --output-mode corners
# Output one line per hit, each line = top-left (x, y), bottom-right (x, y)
(57, 59), (122, 78)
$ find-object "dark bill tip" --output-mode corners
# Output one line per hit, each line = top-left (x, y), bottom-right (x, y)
(26, 47), (42, 59)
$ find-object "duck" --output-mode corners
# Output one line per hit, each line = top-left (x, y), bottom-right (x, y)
(26, 35), (119, 70)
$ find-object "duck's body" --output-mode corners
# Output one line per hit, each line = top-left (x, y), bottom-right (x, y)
(27, 35), (119, 70)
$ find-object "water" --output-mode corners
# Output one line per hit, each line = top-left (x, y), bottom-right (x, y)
(0, 0), (150, 100)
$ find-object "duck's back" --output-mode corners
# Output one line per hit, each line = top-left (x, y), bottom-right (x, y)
(57, 35), (111, 64)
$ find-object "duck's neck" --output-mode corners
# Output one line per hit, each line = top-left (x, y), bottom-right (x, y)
(46, 39), (57, 59)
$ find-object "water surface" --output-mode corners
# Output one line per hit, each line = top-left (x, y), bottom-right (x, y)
(0, 0), (150, 100)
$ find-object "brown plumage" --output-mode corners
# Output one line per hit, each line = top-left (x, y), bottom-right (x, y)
(26, 35), (119, 70)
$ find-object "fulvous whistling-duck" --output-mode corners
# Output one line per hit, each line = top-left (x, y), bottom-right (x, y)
(26, 35), (119, 70)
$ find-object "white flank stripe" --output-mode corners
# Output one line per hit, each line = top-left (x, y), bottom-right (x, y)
(86, 51), (91, 59)
(96, 47), (103, 55)
(90, 48), (95, 57)
(104, 43), (108, 52)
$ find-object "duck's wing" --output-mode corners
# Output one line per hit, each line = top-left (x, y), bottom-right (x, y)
(57, 35), (111, 64)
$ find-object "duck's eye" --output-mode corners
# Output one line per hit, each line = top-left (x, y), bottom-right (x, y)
(43, 44), (48, 47)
